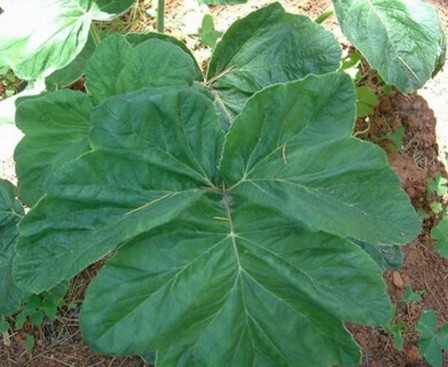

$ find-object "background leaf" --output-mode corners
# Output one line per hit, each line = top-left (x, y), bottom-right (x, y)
(45, 33), (97, 90)
(332, 0), (445, 92)
(206, 3), (341, 123)
(0, 0), (134, 80)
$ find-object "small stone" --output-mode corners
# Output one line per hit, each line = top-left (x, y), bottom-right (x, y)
(392, 271), (405, 288)
(406, 345), (422, 363)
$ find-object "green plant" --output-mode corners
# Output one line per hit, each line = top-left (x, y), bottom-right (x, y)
(431, 217), (448, 257)
(199, 14), (222, 48)
(0, 0), (445, 365)
(381, 127), (406, 152)
(402, 284), (422, 303)
(416, 310), (448, 367)
(384, 314), (405, 351)
(2, 6), (422, 365)
(428, 176), (448, 196)
(356, 85), (379, 118)
(0, 69), (18, 97)
(427, 175), (448, 257)
(1, 284), (67, 350)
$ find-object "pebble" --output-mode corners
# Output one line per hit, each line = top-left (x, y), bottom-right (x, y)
(392, 271), (405, 288)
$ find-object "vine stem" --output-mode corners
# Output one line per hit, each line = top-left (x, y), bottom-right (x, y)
(157, 0), (165, 33)
(315, 8), (334, 24)
(89, 23), (101, 46)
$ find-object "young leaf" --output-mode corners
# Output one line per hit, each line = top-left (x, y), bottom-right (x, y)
(431, 217), (448, 258)
(23, 333), (35, 350)
(0, 0), (134, 80)
(0, 319), (9, 333)
(13, 73), (420, 365)
(207, 3), (341, 122)
(14, 312), (27, 330)
(0, 179), (25, 317)
(332, 0), (445, 92)
(199, 14), (222, 48)
(356, 86), (379, 118)
(428, 176), (448, 197)
(402, 284), (422, 303)
(416, 310), (448, 367)
(430, 202), (443, 215)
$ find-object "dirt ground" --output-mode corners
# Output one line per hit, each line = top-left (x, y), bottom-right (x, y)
(1, 0), (448, 366)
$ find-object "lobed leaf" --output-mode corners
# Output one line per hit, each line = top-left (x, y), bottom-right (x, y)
(14, 73), (420, 365)
(332, 0), (445, 92)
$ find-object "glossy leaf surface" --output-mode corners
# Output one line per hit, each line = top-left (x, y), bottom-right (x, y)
(0, 179), (25, 316)
(14, 73), (420, 366)
(332, 0), (445, 92)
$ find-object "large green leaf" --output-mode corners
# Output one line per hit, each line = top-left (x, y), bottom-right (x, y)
(15, 35), (199, 207)
(332, 0), (445, 92)
(81, 202), (386, 366)
(0, 0), (134, 80)
(206, 2), (341, 122)
(14, 73), (419, 365)
(0, 179), (25, 317)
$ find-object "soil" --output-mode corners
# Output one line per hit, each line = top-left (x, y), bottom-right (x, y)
(1, 0), (448, 366)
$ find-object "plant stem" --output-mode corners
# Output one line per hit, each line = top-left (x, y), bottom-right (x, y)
(90, 23), (101, 46)
(315, 9), (334, 24)
(130, 0), (139, 31)
(157, 0), (165, 33)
